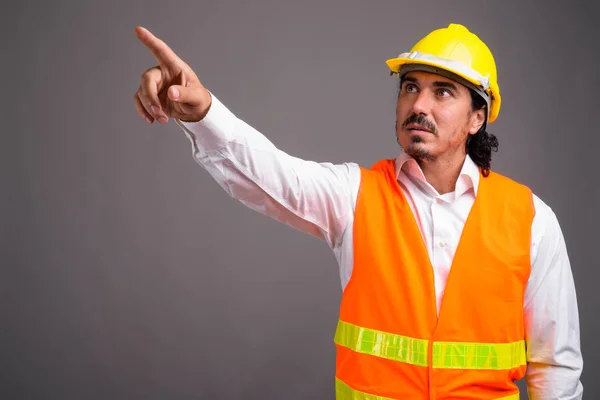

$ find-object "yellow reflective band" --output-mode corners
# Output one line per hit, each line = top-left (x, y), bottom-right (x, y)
(335, 377), (520, 400)
(335, 378), (395, 400)
(432, 340), (526, 370)
(334, 320), (526, 371)
(334, 320), (428, 367)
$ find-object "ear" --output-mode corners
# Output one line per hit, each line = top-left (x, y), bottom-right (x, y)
(469, 107), (486, 135)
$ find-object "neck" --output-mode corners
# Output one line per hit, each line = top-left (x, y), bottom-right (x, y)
(417, 152), (467, 195)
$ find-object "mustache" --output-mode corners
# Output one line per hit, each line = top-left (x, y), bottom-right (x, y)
(402, 114), (437, 134)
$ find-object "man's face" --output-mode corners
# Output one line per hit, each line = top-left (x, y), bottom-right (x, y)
(396, 71), (485, 162)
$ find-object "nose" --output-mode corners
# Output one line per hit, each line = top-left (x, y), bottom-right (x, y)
(411, 90), (433, 116)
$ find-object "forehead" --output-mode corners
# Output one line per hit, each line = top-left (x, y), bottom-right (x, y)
(402, 71), (468, 92)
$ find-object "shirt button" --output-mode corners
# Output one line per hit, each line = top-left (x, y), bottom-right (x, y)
(438, 241), (446, 248)
(435, 198), (443, 204)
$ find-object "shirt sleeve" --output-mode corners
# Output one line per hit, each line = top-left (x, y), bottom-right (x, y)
(174, 92), (361, 249)
(524, 195), (584, 399)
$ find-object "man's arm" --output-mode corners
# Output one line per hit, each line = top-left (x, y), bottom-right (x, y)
(524, 196), (584, 399)
(175, 94), (360, 248)
(133, 26), (360, 248)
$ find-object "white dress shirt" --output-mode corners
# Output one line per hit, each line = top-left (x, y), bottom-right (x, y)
(175, 93), (583, 399)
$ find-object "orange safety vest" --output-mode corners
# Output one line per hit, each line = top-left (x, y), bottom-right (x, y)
(334, 159), (534, 400)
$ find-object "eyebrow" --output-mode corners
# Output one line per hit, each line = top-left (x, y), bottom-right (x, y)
(402, 76), (459, 92)
(433, 81), (459, 91)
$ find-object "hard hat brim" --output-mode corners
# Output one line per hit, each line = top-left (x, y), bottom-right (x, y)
(386, 57), (484, 94)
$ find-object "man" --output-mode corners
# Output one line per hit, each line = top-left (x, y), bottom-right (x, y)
(133, 23), (583, 399)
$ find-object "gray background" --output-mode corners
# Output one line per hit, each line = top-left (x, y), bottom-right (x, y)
(3, 0), (599, 398)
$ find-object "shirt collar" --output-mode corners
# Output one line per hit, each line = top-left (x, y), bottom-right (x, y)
(394, 151), (480, 197)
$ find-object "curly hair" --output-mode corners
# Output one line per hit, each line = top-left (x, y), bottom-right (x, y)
(468, 89), (498, 177)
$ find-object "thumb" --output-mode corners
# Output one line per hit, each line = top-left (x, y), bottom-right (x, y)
(167, 84), (207, 107)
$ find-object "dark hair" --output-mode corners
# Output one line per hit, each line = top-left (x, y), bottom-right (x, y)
(468, 89), (498, 177)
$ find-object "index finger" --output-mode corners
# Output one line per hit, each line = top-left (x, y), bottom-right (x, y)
(134, 26), (181, 66)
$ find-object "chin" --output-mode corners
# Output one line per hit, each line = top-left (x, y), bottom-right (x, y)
(405, 143), (436, 162)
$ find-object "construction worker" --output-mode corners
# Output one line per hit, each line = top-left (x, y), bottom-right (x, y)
(133, 24), (583, 399)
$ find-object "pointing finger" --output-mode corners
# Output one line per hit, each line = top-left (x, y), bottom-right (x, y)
(134, 26), (181, 67)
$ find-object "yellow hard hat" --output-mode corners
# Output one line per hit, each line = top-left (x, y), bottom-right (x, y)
(386, 24), (501, 123)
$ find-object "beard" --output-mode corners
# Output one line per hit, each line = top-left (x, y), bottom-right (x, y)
(395, 114), (439, 162)
(405, 137), (438, 162)
(396, 127), (438, 162)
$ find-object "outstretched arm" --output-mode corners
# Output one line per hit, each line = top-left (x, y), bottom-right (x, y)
(133, 27), (360, 247)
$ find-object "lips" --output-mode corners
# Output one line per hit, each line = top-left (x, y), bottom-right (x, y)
(406, 124), (433, 133)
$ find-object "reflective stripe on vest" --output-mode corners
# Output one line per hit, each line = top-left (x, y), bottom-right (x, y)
(335, 320), (526, 370)
(335, 377), (520, 400)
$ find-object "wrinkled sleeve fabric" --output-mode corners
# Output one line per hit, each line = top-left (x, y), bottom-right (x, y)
(175, 93), (360, 249)
(524, 196), (584, 399)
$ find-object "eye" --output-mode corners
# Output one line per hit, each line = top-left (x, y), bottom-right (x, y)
(436, 88), (452, 97)
(404, 83), (418, 93)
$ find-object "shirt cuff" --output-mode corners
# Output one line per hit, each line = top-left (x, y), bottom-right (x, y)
(175, 91), (238, 153)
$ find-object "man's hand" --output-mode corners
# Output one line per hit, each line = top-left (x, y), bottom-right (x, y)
(133, 26), (212, 124)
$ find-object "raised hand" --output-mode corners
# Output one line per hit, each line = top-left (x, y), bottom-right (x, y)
(133, 26), (212, 124)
